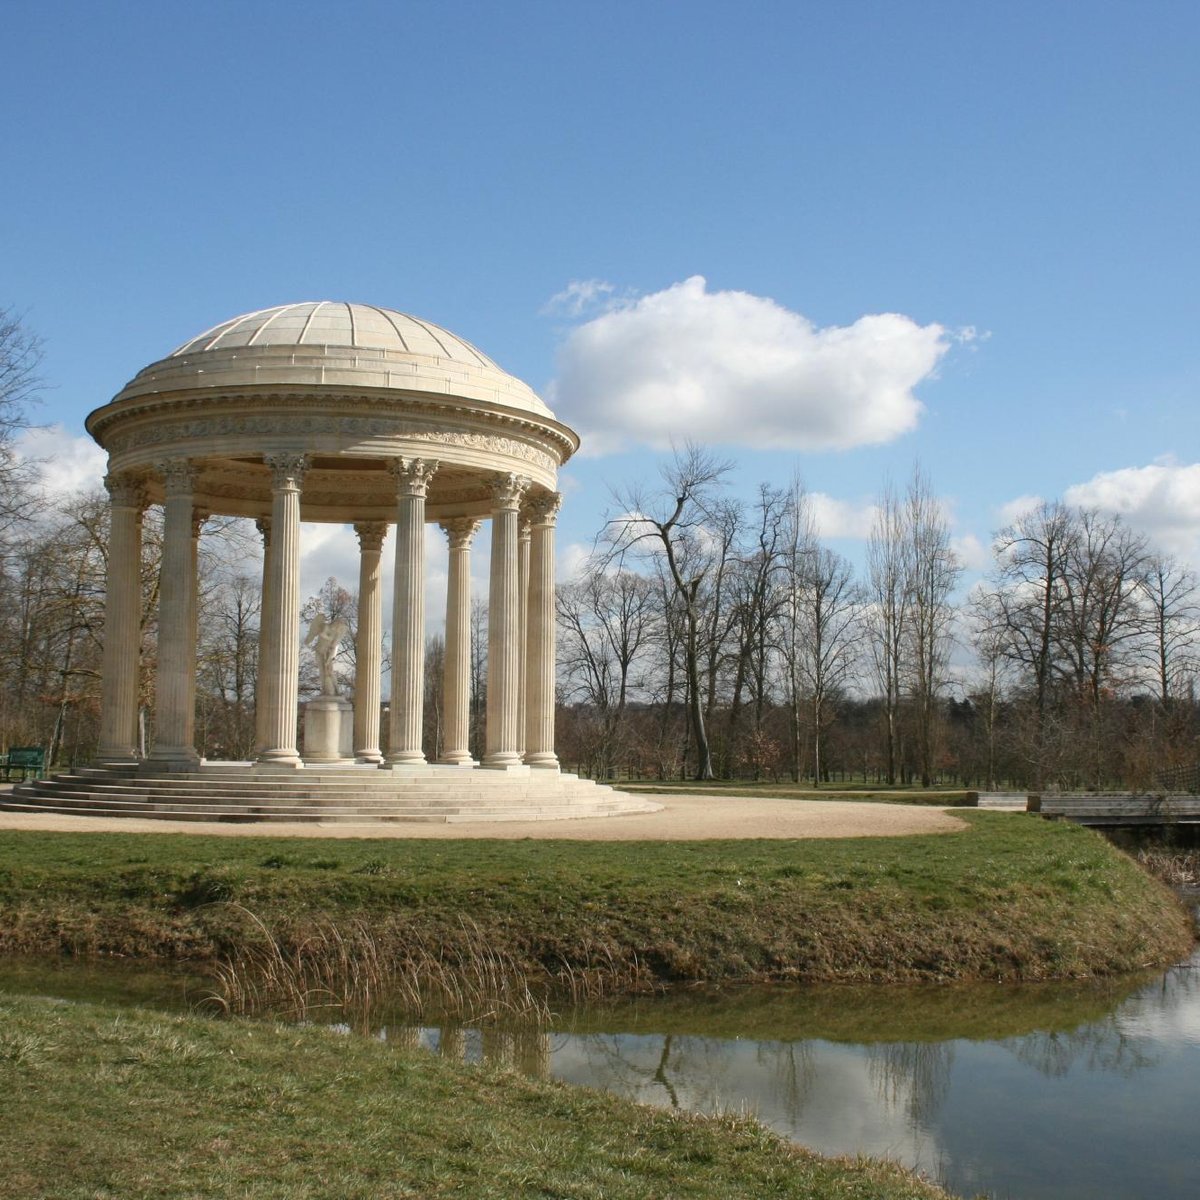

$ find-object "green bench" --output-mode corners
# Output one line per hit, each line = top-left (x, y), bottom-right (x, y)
(0, 746), (46, 782)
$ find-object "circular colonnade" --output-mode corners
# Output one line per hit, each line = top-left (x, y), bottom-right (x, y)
(90, 301), (575, 776)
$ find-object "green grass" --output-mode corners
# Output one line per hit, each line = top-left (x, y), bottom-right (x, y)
(620, 780), (973, 805)
(0, 992), (957, 1200)
(0, 813), (1191, 985)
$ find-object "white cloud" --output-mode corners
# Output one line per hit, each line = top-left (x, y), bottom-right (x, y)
(15, 424), (107, 497)
(548, 276), (951, 454)
(950, 533), (988, 572)
(541, 279), (620, 318)
(809, 493), (878, 540)
(1064, 458), (1200, 562)
(995, 493), (1044, 528)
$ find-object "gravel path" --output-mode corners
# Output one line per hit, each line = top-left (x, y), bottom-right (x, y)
(0, 793), (966, 840)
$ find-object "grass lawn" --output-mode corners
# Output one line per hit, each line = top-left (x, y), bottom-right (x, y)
(619, 780), (974, 805)
(0, 813), (1191, 985)
(0, 992), (957, 1200)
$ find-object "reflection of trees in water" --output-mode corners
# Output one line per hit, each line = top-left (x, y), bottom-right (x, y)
(1005, 1020), (1156, 1078)
(867, 1042), (954, 1127)
(569, 1034), (815, 1122)
(761, 1040), (813, 1126)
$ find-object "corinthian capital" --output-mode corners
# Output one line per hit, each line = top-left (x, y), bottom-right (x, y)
(526, 491), (562, 527)
(488, 472), (531, 510)
(440, 517), (482, 551)
(390, 457), (438, 498)
(354, 521), (388, 555)
(104, 471), (148, 510)
(157, 458), (197, 497)
(264, 452), (310, 491)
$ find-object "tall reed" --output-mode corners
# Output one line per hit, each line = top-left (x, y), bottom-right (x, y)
(204, 907), (558, 1027)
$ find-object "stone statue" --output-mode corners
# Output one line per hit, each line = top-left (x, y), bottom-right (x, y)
(304, 612), (350, 696)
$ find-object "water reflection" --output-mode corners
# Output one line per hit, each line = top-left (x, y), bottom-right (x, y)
(4, 950), (1200, 1200)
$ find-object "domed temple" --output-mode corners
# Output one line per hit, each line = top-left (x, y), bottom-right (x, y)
(9, 302), (657, 822)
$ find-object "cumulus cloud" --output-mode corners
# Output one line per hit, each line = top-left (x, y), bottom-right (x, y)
(15, 424), (107, 497)
(547, 276), (952, 454)
(808, 493), (878, 540)
(995, 493), (1044, 528)
(1064, 458), (1200, 561)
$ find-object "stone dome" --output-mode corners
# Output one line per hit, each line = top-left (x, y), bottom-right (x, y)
(110, 301), (552, 419)
(85, 301), (578, 525)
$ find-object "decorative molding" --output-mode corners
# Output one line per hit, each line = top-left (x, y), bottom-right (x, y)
(354, 522), (388, 554)
(390, 457), (438, 498)
(100, 408), (562, 472)
(440, 517), (482, 551)
(264, 452), (310, 491)
(488, 472), (532, 511)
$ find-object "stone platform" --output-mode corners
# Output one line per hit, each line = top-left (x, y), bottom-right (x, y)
(1, 763), (663, 824)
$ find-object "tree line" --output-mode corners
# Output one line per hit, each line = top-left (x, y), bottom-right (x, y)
(1, 312), (1196, 788)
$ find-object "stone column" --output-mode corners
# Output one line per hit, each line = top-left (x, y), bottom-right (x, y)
(149, 458), (200, 767)
(524, 491), (562, 769)
(96, 471), (146, 764)
(484, 472), (530, 769)
(438, 518), (481, 765)
(386, 458), (438, 766)
(186, 506), (208, 760)
(253, 517), (273, 756)
(353, 522), (387, 763)
(516, 515), (531, 758)
(257, 453), (308, 767)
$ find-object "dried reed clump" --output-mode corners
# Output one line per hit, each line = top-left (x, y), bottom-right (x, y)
(1136, 848), (1200, 890)
(203, 908), (552, 1027)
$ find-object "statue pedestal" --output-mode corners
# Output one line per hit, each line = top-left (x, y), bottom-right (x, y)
(303, 695), (354, 763)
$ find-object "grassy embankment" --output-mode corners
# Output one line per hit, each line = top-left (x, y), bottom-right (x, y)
(0, 992), (956, 1200)
(620, 780), (974, 804)
(0, 812), (1191, 987)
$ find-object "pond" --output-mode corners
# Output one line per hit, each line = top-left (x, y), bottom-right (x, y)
(4, 942), (1199, 1200)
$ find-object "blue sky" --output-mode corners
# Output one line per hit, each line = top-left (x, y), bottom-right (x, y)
(5, 0), (1199, 590)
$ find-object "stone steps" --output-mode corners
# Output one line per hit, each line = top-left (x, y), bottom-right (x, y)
(2, 764), (661, 824)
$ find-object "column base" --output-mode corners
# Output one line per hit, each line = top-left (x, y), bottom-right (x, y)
(94, 750), (140, 767)
(438, 753), (479, 767)
(384, 752), (428, 767)
(354, 751), (384, 764)
(481, 756), (531, 774)
(144, 750), (201, 771)
(255, 752), (303, 769)
(524, 754), (561, 771)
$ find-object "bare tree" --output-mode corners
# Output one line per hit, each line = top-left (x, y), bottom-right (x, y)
(794, 545), (863, 786)
(866, 481), (908, 784)
(557, 565), (657, 777)
(1137, 554), (1199, 707)
(985, 501), (1075, 790)
(605, 444), (733, 780)
(904, 468), (961, 787)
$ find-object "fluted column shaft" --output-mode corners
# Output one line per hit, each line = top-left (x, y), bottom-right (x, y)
(525, 492), (561, 768)
(353, 522), (387, 763)
(485, 473), (530, 768)
(187, 507), (207, 760)
(516, 517), (531, 757)
(439, 518), (480, 765)
(387, 459), (438, 765)
(97, 472), (146, 763)
(253, 518), (273, 755)
(257, 454), (308, 766)
(150, 459), (200, 765)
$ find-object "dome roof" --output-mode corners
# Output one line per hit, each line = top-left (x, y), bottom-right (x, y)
(111, 301), (551, 418)
(170, 301), (501, 369)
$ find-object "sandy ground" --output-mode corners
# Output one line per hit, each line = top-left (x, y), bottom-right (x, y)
(0, 792), (967, 841)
